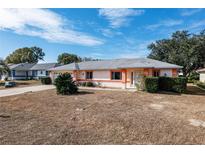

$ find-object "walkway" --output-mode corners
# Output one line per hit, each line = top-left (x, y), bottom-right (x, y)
(0, 85), (55, 97)
(0, 85), (138, 98)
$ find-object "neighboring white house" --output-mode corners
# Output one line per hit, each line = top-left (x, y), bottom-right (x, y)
(197, 68), (205, 82)
(29, 63), (59, 79)
(7, 63), (58, 80)
(49, 58), (182, 89)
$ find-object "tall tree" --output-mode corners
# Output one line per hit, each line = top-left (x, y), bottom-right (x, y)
(5, 46), (45, 64)
(148, 30), (205, 76)
(57, 53), (82, 64)
(0, 58), (10, 76)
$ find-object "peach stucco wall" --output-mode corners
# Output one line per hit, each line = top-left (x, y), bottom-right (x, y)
(50, 68), (179, 89)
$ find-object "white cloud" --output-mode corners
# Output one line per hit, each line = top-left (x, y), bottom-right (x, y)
(146, 19), (183, 30)
(181, 9), (202, 16)
(0, 8), (103, 46)
(99, 8), (144, 28)
(100, 28), (122, 37)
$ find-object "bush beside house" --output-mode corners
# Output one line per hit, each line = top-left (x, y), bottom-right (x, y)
(41, 77), (52, 85)
(144, 77), (159, 93)
(158, 77), (187, 93)
(144, 76), (187, 93)
(54, 73), (78, 95)
(172, 77), (187, 93)
(79, 81), (95, 87)
(158, 77), (174, 91)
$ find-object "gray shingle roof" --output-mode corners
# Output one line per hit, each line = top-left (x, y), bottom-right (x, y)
(50, 58), (182, 71)
(49, 63), (77, 71)
(9, 63), (58, 71)
(30, 63), (57, 70)
(9, 63), (36, 71)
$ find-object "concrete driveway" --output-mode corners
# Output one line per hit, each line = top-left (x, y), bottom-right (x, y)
(0, 85), (55, 97)
(0, 85), (136, 98)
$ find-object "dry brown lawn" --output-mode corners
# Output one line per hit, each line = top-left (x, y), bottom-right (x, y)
(0, 85), (205, 144)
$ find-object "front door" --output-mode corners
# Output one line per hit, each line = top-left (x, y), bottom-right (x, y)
(130, 70), (144, 88)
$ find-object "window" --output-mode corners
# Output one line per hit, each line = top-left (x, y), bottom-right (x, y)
(40, 71), (43, 74)
(86, 71), (93, 79)
(153, 70), (160, 77)
(111, 71), (122, 80)
(46, 71), (49, 76)
(33, 70), (37, 76)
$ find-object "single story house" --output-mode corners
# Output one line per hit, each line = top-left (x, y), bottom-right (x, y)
(29, 63), (59, 79)
(197, 68), (205, 82)
(49, 58), (182, 89)
(7, 63), (58, 80)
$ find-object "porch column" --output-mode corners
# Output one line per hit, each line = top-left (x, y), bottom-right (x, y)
(122, 69), (127, 89)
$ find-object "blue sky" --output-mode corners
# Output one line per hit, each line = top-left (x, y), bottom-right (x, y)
(0, 8), (205, 62)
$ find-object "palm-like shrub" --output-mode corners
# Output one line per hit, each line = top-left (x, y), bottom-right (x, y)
(0, 59), (9, 73)
(54, 73), (78, 95)
(0, 59), (10, 79)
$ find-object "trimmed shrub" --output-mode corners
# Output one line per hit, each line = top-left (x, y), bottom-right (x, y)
(144, 77), (159, 93)
(79, 81), (95, 87)
(173, 77), (187, 93)
(80, 82), (87, 87)
(54, 73), (78, 95)
(86, 81), (95, 87)
(172, 85), (185, 93)
(159, 76), (174, 91)
(158, 76), (187, 93)
(41, 77), (52, 85)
